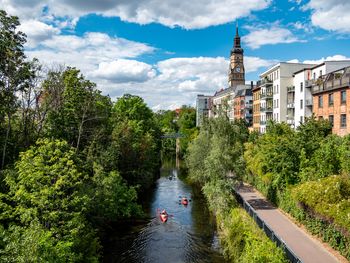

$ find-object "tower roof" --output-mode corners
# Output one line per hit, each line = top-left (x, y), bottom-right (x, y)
(232, 22), (243, 53)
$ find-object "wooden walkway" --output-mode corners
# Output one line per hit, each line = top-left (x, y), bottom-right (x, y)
(236, 184), (342, 263)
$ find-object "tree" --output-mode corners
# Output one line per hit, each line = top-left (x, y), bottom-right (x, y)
(43, 68), (112, 152)
(111, 94), (161, 188)
(0, 10), (35, 169)
(5, 139), (99, 261)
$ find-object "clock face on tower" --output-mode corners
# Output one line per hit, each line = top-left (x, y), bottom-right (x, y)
(235, 66), (241, 73)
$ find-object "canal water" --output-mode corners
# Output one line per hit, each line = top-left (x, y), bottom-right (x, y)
(103, 163), (226, 263)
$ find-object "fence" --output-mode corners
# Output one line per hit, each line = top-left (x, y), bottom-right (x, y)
(234, 190), (303, 263)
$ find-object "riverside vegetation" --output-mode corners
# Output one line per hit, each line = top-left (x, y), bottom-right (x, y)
(186, 117), (287, 263)
(186, 115), (350, 262)
(0, 10), (198, 262)
(0, 10), (198, 261)
(245, 119), (350, 260)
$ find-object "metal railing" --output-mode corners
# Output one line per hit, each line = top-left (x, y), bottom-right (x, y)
(233, 190), (303, 263)
(260, 91), (273, 99)
(257, 78), (273, 86)
(260, 106), (273, 112)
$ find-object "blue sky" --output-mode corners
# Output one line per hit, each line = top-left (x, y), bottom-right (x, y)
(2, 0), (350, 109)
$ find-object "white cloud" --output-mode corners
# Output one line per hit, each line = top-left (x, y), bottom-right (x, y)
(94, 56), (274, 110)
(243, 24), (303, 49)
(306, 0), (350, 33)
(91, 59), (156, 83)
(1, 0), (271, 29)
(245, 56), (276, 72)
(303, 54), (350, 65)
(18, 20), (60, 48)
(25, 32), (155, 74)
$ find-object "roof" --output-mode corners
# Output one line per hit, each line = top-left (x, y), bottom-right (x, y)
(213, 87), (234, 97)
(234, 87), (253, 98)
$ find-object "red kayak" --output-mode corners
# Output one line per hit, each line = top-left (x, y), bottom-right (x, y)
(160, 211), (168, 222)
(181, 198), (188, 205)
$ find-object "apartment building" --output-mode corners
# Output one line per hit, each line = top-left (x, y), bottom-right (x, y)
(233, 87), (253, 125)
(252, 85), (261, 132)
(312, 66), (350, 136)
(291, 61), (350, 128)
(258, 62), (316, 133)
(210, 87), (234, 120)
(196, 94), (212, 126)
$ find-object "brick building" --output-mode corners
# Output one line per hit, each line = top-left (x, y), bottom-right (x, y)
(312, 66), (350, 136)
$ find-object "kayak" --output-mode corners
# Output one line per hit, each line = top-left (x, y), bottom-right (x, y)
(160, 213), (168, 222)
(181, 198), (188, 205)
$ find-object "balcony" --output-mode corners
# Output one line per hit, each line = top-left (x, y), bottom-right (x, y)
(305, 99), (313, 107)
(260, 91), (273, 99)
(312, 77), (350, 94)
(287, 86), (295, 93)
(257, 78), (273, 87)
(260, 106), (273, 112)
(287, 103), (295, 109)
(305, 79), (314, 88)
(260, 120), (266, 125)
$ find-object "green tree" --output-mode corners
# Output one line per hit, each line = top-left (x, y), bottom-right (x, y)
(5, 139), (99, 261)
(0, 10), (36, 169)
(111, 94), (161, 188)
(44, 68), (112, 152)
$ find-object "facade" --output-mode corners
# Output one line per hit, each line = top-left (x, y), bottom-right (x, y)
(210, 88), (234, 120)
(258, 62), (316, 133)
(196, 94), (211, 126)
(233, 87), (253, 125)
(252, 85), (261, 132)
(291, 61), (350, 128)
(312, 66), (350, 136)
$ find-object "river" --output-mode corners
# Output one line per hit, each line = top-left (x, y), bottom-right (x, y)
(103, 163), (226, 263)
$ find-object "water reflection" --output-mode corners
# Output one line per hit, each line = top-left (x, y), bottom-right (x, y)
(103, 164), (226, 263)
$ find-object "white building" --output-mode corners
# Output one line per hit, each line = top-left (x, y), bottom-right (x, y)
(258, 62), (316, 133)
(292, 61), (350, 128)
(210, 87), (234, 120)
(196, 94), (211, 126)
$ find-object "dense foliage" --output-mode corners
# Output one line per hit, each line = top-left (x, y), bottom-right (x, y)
(186, 117), (287, 262)
(155, 106), (197, 160)
(244, 118), (350, 259)
(0, 10), (161, 261)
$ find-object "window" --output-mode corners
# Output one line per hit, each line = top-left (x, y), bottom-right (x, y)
(328, 93), (334, 106)
(277, 71), (279, 79)
(313, 72), (316, 80)
(300, 99), (303, 109)
(300, 82), (303, 92)
(318, 95), (323, 108)
(320, 70), (322, 76)
(300, 116), (303, 124)
(277, 85), (279, 94)
(319, 116), (323, 120)
(341, 114), (347, 128)
(341, 90), (346, 104)
(277, 99), (279, 108)
(329, 115), (334, 127)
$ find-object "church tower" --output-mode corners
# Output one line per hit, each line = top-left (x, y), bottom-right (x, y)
(228, 24), (245, 87)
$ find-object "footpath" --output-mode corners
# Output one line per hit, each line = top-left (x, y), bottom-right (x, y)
(235, 184), (344, 263)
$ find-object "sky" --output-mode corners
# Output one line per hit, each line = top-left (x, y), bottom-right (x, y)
(2, 0), (350, 110)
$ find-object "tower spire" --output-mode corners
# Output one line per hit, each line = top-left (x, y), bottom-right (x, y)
(234, 21), (241, 48)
